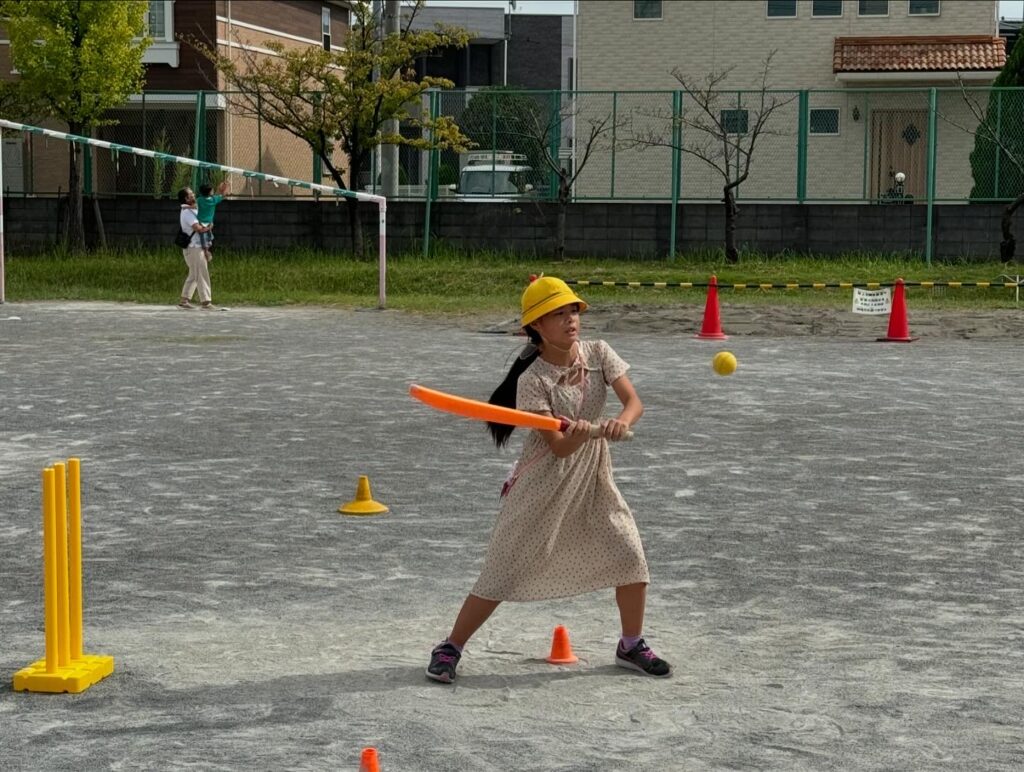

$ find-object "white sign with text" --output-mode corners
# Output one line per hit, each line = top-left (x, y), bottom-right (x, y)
(852, 287), (892, 315)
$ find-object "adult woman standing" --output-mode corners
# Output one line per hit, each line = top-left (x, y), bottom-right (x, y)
(177, 187), (214, 310)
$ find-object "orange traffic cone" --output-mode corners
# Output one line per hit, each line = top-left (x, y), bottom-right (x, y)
(877, 278), (918, 342)
(696, 275), (728, 339)
(546, 625), (579, 665)
(359, 747), (380, 772)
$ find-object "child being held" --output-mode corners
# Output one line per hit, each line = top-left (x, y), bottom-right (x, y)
(196, 180), (229, 261)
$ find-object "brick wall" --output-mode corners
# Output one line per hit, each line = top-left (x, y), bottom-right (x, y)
(2, 197), (1020, 260)
(145, 0), (217, 91)
(508, 16), (564, 90)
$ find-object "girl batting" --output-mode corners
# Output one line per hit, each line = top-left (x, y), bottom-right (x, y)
(426, 276), (671, 682)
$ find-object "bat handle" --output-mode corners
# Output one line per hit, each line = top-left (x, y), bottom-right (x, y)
(559, 417), (634, 442)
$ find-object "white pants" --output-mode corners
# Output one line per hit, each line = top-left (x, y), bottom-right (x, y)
(180, 247), (211, 303)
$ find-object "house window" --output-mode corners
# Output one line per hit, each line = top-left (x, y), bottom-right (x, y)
(809, 108), (840, 135)
(142, 1), (178, 66)
(633, 1), (662, 20)
(721, 109), (749, 134)
(147, 0), (167, 39)
(858, 0), (889, 15)
(812, 0), (843, 16)
(909, 0), (939, 14)
(766, 0), (797, 17)
(322, 7), (331, 51)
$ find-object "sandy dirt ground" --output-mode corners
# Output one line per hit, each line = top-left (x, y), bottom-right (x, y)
(1, 300), (1023, 771)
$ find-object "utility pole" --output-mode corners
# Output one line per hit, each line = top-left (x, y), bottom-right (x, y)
(381, 0), (401, 198)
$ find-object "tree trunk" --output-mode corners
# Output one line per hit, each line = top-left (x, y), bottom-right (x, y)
(344, 151), (365, 256)
(64, 121), (85, 252)
(346, 197), (364, 257)
(322, 147), (364, 257)
(1000, 193), (1024, 263)
(723, 185), (739, 264)
(92, 196), (107, 250)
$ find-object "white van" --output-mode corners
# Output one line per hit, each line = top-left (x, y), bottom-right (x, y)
(448, 151), (536, 202)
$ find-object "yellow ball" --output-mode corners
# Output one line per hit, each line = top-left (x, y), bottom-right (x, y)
(712, 351), (737, 376)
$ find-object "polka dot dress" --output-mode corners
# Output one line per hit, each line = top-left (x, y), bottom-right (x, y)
(471, 339), (650, 602)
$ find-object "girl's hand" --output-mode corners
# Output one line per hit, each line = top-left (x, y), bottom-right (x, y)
(600, 418), (631, 442)
(544, 416), (596, 457)
(562, 418), (593, 438)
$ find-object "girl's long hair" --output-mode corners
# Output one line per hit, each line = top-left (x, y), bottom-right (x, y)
(487, 327), (542, 447)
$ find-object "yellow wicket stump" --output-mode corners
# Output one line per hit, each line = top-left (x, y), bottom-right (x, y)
(13, 459), (114, 694)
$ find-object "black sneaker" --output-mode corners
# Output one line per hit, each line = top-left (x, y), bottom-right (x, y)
(426, 641), (461, 683)
(615, 638), (672, 678)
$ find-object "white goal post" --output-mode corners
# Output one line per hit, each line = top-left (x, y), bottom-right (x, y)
(0, 119), (388, 308)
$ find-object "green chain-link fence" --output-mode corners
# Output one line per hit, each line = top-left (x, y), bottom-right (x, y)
(4, 86), (1023, 207)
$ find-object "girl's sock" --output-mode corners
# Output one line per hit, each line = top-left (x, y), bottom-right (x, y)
(446, 639), (464, 654)
(619, 634), (642, 651)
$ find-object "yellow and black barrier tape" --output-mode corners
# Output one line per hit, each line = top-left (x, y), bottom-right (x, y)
(567, 280), (1021, 290)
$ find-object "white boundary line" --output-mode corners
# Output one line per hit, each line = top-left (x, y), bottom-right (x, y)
(0, 119), (388, 308)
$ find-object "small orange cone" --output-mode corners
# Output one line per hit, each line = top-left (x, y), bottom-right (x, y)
(545, 625), (579, 665)
(696, 275), (728, 339)
(877, 278), (918, 342)
(339, 476), (388, 516)
(359, 747), (380, 772)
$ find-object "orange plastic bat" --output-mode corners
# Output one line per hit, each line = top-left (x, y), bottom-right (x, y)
(408, 384), (633, 440)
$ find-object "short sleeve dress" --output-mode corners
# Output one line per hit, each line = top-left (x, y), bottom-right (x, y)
(470, 339), (651, 602)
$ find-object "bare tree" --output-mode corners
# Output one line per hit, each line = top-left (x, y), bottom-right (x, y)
(944, 77), (1024, 263)
(632, 52), (795, 263)
(520, 94), (629, 259)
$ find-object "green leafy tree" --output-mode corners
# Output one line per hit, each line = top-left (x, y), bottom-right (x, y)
(0, 80), (43, 123)
(192, 0), (471, 256)
(955, 36), (1024, 261)
(459, 87), (549, 186)
(968, 36), (1024, 203)
(3, 0), (149, 250)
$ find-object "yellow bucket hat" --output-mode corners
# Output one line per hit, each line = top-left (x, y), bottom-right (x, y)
(520, 275), (588, 327)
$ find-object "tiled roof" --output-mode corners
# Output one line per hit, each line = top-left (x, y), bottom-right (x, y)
(833, 35), (1006, 73)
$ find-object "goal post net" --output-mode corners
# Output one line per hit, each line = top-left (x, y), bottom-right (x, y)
(0, 118), (388, 308)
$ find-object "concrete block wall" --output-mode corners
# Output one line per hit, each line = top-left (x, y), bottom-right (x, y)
(2, 196), (1021, 261)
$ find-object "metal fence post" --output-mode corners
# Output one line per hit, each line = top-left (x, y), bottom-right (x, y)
(549, 90), (561, 199)
(796, 90), (808, 203)
(610, 91), (617, 198)
(312, 94), (322, 187)
(925, 87), (937, 266)
(669, 90), (682, 260)
(423, 90), (439, 258)
(861, 93), (869, 201)
(257, 93), (263, 195)
(191, 91), (205, 189)
(994, 88), (1002, 197)
(141, 92), (148, 195)
(491, 92), (497, 163)
(83, 135), (92, 197)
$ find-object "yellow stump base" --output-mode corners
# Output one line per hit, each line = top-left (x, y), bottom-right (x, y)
(339, 475), (388, 516)
(13, 654), (114, 694)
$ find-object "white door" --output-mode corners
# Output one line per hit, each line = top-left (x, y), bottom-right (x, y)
(2, 138), (25, 194)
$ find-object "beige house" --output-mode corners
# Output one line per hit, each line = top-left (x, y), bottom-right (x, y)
(575, 0), (1006, 201)
(1, 0), (352, 196)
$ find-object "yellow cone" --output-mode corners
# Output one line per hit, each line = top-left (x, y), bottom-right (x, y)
(339, 475), (388, 516)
